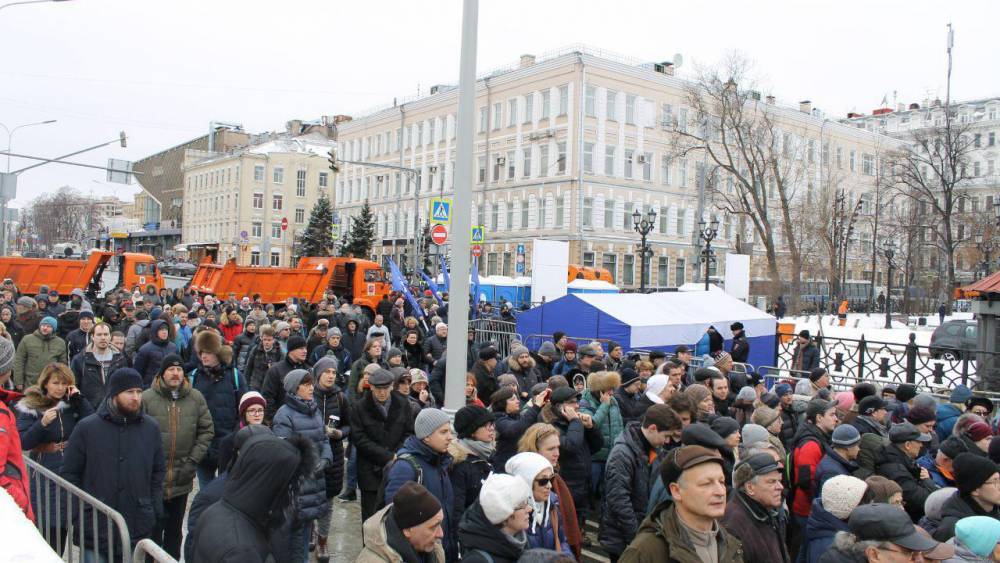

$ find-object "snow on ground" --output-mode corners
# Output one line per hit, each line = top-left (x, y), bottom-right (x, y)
(784, 312), (975, 347)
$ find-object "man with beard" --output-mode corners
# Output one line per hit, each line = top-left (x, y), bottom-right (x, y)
(61, 368), (166, 558)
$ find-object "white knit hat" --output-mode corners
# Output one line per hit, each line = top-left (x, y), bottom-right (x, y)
(479, 473), (531, 525)
(820, 475), (868, 520)
(505, 452), (552, 488)
(644, 374), (669, 404)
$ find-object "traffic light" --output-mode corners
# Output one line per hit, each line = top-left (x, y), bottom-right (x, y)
(119, 131), (127, 148)
(327, 149), (339, 173)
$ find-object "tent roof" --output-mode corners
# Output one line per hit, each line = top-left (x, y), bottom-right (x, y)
(573, 291), (773, 328)
(568, 279), (619, 290)
(678, 282), (724, 292)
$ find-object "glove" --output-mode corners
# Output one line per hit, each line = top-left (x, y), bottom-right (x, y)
(312, 458), (330, 478)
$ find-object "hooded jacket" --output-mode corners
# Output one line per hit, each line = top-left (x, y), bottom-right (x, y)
(579, 371), (625, 462)
(12, 328), (67, 389)
(0, 391), (32, 521)
(70, 343), (129, 415)
(935, 402), (963, 441)
(141, 376), (214, 500)
(357, 504), (446, 563)
(600, 422), (656, 555)
(791, 422), (831, 517)
(61, 396), (166, 553)
(189, 434), (309, 563)
(804, 498), (849, 563)
(262, 353), (310, 422)
(875, 443), (940, 522)
(133, 320), (178, 388)
(620, 499), (743, 563)
(458, 501), (528, 563)
(383, 435), (456, 561)
(272, 393), (334, 522)
(349, 390), (414, 492)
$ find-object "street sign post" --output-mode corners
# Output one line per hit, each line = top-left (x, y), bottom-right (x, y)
(331, 224), (340, 240)
(281, 217), (288, 231)
(470, 225), (485, 244)
(431, 224), (449, 245)
(430, 198), (453, 224)
(472, 245), (482, 257)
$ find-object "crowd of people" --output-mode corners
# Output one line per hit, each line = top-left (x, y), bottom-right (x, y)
(0, 279), (999, 562)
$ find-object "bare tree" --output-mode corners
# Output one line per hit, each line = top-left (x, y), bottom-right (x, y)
(23, 186), (100, 250)
(672, 53), (810, 308)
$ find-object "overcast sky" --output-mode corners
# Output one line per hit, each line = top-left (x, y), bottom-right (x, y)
(2, 0), (996, 208)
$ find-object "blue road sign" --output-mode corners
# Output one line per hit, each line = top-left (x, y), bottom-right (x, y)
(470, 225), (485, 244)
(430, 198), (452, 224)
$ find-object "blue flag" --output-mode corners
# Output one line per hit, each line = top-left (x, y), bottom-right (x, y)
(420, 270), (444, 308)
(439, 254), (451, 293)
(386, 257), (425, 318)
(471, 256), (481, 318)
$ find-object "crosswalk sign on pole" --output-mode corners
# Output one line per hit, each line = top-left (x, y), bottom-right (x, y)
(470, 225), (485, 244)
(430, 198), (452, 225)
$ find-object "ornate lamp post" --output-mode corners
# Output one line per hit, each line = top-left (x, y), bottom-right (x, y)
(632, 207), (657, 293)
(884, 241), (897, 329)
(698, 219), (720, 291)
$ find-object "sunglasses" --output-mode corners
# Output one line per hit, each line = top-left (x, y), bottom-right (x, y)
(535, 477), (553, 487)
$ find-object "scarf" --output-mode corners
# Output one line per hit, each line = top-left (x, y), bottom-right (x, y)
(458, 438), (495, 460)
(552, 474), (582, 559)
(528, 494), (551, 534)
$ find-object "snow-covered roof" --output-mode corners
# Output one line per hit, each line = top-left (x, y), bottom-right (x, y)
(247, 138), (335, 157)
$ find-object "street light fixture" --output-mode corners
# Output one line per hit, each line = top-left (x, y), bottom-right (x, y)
(0, 119), (57, 256)
(883, 241), (897, 329)
(698, 219), (720, 291)
(0, 0), (72, 11)
(632, 207), (657, 293)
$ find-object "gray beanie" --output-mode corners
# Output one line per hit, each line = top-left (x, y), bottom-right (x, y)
(0, 337), (13, 374)
(387, 348), (403, 360)
(283, 369), (311, 396)
(736, 387), (756, 402)
(538, 341), (558, 360)
(312, 357), (339, 380)
(741, 423), (770, 447)
(414, 408), (451, 440)
(15, 296), (35, 309)
(328, 326), (342, 337)
(912, 392), (937, 411)
(511, 344), (530, 358)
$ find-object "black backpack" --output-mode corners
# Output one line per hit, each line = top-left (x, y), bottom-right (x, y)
(373, 453), (423, 510)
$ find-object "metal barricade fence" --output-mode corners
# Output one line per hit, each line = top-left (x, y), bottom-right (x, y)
(469, 318), (518, 359)
(132, 539), (177, 563)
(25, 456), (132, 562)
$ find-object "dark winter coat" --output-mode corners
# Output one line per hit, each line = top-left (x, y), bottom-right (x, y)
(542, 404), (603, 503)
(349, 390), (414, 492)
(190, 361), (247, 467)
(492, 404), (540, 472)
(422, 334), (448, 365)
(448, 440), (493, 532)
(619, 500), (744, 563)
(183, 470), (227, 563)
(792, 342), (820, 371)
(273, 394), (334, 522)
(804, 498), (849, 563)
(341, 327), (366, 364)
(875, 443), (940, 522)
(721, 490), (790, 563)
(133, 320), (178, 388)
(815, 449), (859, 496)
(526, 491), (572, 556)
(933, 490), (1000, 542)
(262, 356), (310, 422)
(245, 341), (282, 391)
(935, 403), (963, 442)
(15, 387), (94, 529)
(309, 342), (350, 378)
(348, 354), (383, 402)
(314, 381), (350, 499)
(60, 398), (166, 553)
(502, 355), (541, 396)
(472, 361), (498, 405)
(599, 422), (656, 556)
(70, 346), (129, 412)
(458, 502), (528, 563)
(142, 377), (214, 500)
(384, 435), (457, 561)
(729, 333), (750, 364)
(66, 327), (92, 360)
(615, 387), (643, 424)
(850, 414), (888, 438)
(231, 331), (256, 372)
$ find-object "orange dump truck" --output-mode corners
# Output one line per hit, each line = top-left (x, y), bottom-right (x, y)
(0, 251), (163, 297)
(567, 264), (614, 283)
(189, 256), (392, 316)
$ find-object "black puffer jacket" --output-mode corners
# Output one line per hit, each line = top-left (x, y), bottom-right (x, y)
(875, 443), (939, 522)
(190, 435), (309, 563)
(313, 381), (350, 499)
(245, 342), (282, 392)
(933, 491), (1000, 542)
(349, 390), (413, 492)
(272, 394), (333, 522)
(492, 405), (540, 472)
(458, 501), (528, 563)
(502, 355), (541, 397)
(66, 327), (92, 360)
(448, 440), (494, 531)
(261, 356), (310, 422)
(599, 422), (655, 555)
(191, 361), (247, 467)
(133, 320), (177, 387)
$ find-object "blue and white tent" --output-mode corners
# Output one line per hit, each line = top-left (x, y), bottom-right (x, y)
(515, 291), (776, 368)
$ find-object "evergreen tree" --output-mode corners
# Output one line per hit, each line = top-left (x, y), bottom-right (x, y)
(298, 191), (335, 257)
(341, 199), (376, 258)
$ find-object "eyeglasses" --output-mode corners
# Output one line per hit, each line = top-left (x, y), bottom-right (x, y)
(245, 407), (265, 415)
(880, 545), (922, 561)
(972, 409), (990, 416)
(513, 502), (531, 512)
(534, 477), (553, 487)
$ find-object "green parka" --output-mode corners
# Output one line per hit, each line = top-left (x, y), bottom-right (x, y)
(141, 376), (214, 499)
(13, 329), (67, 390)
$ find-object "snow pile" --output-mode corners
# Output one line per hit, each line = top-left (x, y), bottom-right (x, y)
(0, 488), (61, 562)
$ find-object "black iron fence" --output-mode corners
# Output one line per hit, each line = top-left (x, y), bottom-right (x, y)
(777, 332), (1000, 391)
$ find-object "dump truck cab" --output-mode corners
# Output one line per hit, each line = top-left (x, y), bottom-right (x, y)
(117, 253), (164, 294)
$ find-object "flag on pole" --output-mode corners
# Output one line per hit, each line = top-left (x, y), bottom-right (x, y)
(471, 256), (481, 318)
(386, 257), (425, 318)
(420, 270), (444, 308)
(439, 254), (451, 293)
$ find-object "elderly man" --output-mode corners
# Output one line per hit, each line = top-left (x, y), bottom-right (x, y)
(875, 421), (939, 522)
(358, 482), (446, 562)
(722, 453), (790, 563)
(422, 322), (448, 367)
(13, 316), (66, 391)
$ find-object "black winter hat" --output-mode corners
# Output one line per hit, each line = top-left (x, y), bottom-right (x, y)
(806, 398), (836, 421)
(620, 367), (640, 387)
(479, 347), (498, 361)
(939, 436), (969, 460)
(106, 367), (143, 398)
(157, 354), (184, 379)
(858, 396), (888, 416)
(710, 416), (740, 440)
(393, 482), (443, 530)
(954, 452), (999, 495)
(286, 335), (307, 353)
(681, 422), (727, 450)
(453, 405), (495, 439)
(808, 367), (828, 383)
(895, 384), (918, 404)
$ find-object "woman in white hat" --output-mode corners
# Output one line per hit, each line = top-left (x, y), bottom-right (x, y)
(458, 473), (533, 563)
(506, 452), (573, 557)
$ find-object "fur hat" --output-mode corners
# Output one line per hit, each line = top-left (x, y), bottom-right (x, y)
(586, 371), (621, 394)
(479, 473), (531, 525)
(820, 475), (868, 519)
(453, 405), (494, 439)
(195, 330), (232, 365)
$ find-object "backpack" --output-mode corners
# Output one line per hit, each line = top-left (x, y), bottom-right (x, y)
(374, 453), (423, 510)
(189, 366), (241, 390)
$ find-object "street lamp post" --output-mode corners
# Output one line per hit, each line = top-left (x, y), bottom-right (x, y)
(632, 207), (656, 293)
(698, 219), (719, 291)
(0, 119), (57, 255)
(884, 242), (896, 329)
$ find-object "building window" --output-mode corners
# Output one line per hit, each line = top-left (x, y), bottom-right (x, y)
(556, 195), (565, 227)
(850, 150), (857, 172)
(585, 85), (596, 117)
(557, 142), (567, 174)
(490, 203), (499, 231)
(539, 145), (549, 177)
(537, 197), (546, 227)
(478, 156), (486, 184)
(296, 170), (307, 196)
(582, 197), (593, 228)
(989, 132), (996, 147)
(254, 165), (265, 182)
(583, 251), (595, 268)
(417, 123), (424, 146)
(507, 150), (516, 180)
(624, 202), (633, 230)
(272, 194), (283, 210)
(522, 147), (532, 179)
(502, 253), (512, 276)
(493, 102), (502, 130)
(603, 253), (618, 284)
(251, 222), (262, 238)
(558, 85), (569, 116)
(524, 94), (534, 124)
(605, 146), (616, 176)
(678, 108), (688, 133)
(492, 156), (503, 182)
(583, 143), (594, 174)
(479, 107), (488, 133)
(862, 154), (874, 176)
(661, 156), (672, 186)
(273, 167), (284, 184)
(604, 199), (615, 229)
(295, 208), (305, 223)
(250, 251), (261, 266)
(318, 172), (328, 188)
(625, 94), (636, 125)
(676, 208), (686, 235)
(520, 202), (528, 229)
(487, 253), (498, 276)
(429, 119), (437, 144)
(675, 258), (686, 285)
(624, 149), (634, 179)
(541, 90), (550, 120)
(508, 99), (517, 127)
(253, 192), (264, 209)
(678, 159), (688, 187)
(270, 251), (280, 267)
(658, 256), (669, 286)
(624, 254), (635, 285)
(642, 153), (653, 181)
(271, 223), (282, 239)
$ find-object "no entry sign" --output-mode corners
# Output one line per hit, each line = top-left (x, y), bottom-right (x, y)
(431, 224), (448, 245)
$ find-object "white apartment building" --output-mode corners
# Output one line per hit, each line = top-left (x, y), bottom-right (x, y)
(844, 97), (1000, 283)
(181, 134), (336, 266)
(334, 46), (894, 291)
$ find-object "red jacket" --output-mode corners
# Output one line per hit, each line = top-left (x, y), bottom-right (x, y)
(220, 323), (243, 344)
(791, 424), (828, 518)
(0, 389), (33, 522)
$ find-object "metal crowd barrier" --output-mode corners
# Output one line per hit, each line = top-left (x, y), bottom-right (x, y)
(132, 539), (177, 563)
(469, 318), (518, 358)
(25, 457), (132, 562)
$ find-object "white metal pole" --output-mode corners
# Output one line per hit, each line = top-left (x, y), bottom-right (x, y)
(443, 0), (478, 411)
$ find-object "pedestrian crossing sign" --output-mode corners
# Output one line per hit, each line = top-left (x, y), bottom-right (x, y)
(430, 198), (452, 224)
(470, 225), (485, 244)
